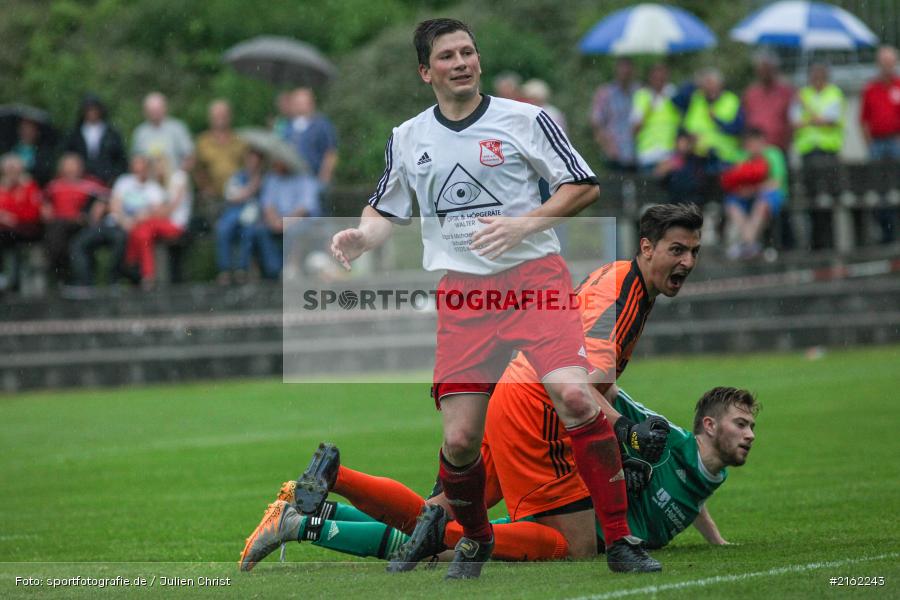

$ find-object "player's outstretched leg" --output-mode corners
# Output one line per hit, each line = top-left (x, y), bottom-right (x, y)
(239, 500), (304, 572)
(605, 536), (662, 573)
(445, 536), (494, 580)
(386, 504), (450, 572)
(294, 442), (341, 515)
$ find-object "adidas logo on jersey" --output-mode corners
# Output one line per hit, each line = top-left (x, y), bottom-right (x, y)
(417, 152), (432, 166)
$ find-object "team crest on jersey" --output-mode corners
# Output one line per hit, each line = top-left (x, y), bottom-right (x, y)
(479, 139), (504, 166)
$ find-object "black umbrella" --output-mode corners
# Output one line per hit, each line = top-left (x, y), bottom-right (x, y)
(223, 36), (337, 88)
(0, 104), (58, 154)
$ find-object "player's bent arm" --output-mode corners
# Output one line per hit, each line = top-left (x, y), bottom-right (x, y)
(692, 504), (729, 545)
(523, 182), (599, 230)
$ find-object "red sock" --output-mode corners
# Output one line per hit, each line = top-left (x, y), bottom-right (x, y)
(438, 451), (493, 543)
(566, 413), (630, 543)
(445, 520), (568, 561)
(332, 466), (425, 534)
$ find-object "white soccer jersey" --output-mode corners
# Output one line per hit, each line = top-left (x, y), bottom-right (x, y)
(368, 95), (597, 274)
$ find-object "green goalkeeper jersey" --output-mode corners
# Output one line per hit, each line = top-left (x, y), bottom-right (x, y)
(601, 389), (728, 549)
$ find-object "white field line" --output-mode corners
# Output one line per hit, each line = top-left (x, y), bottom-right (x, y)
(565, 552), (899, 600)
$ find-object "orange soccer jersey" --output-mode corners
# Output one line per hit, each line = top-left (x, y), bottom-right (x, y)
(484, 259), (655, 519)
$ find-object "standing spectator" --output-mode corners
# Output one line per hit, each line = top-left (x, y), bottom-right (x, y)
(676, 67), (745, 167)
(521, 78), (567, 132)
(743, 50), (795, 153)
(631, 64), (679, 172)
(861, 46), (900, 243)
(62, 94), (128, 186)
(791, 63), (845, 160)
(0, 154), (42, 291)
(791, 62), (845, 249)
(861, 46), (900, 160)
(654, 131), (709, 207)
(42, 154), (108, 284)
(591, 57), (639, 171)
(283, 88), (338, 195)
(247, 159), (319, 280)
(194, 99), (246, 223)
(6, 117), (56, 186)
(492, 71), (524, 101)
(131, 92), (195, 172)
(124, 157), (191, 289)
(215, 148), (265, 285)
(721, 129), (787, 259)
(70, 155), (165, 287)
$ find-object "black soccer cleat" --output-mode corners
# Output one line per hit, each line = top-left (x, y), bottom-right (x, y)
(386, 504), (450, 573)
(294, 443), (341, 515)
(445, 536), (494, 580)
(606, 535), (662, 573)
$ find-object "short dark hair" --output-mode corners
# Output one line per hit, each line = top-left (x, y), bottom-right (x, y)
(414, 18), (478, 67)
(638, 203), (703, 247)
(744, 126), (766, 140)
(693, 387), (760, 434)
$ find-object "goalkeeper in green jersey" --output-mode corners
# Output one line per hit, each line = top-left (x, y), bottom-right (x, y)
(239, 385), (758, 569)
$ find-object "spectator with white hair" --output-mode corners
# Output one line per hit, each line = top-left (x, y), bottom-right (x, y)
(131, 92), (195, 172)
(492, 71), (523, 101)
(521, 78), (567, 132)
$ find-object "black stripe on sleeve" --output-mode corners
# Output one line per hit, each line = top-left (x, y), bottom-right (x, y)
(368, 133), (394, 208)
(537, 112), (589, 180)
(540, 111), (590, 180)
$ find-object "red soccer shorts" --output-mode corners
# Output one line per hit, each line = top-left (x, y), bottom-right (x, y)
(432, 254), (590, 406)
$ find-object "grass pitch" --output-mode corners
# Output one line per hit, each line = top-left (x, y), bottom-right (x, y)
(1, 345), (899, 598)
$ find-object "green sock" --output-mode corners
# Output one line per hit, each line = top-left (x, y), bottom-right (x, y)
(332, 502), (378, 523)
(306, 519), (410, 559)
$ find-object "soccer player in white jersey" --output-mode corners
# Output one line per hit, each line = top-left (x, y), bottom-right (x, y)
(328, 19), (662, 578)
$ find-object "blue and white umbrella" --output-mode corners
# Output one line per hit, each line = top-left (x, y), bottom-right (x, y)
(730, 1), (878, 50)
(580, 3), (717, 55)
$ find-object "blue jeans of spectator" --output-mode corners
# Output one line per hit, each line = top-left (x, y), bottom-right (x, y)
(869, 137), (899, 242)
(249, 223), (283, 279)
(869, 137), (900, 161)
(215, 204), (252, 273)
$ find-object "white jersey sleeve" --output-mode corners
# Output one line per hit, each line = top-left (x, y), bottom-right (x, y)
(526, 110), (597, 193)
(367, 131), (413, 221)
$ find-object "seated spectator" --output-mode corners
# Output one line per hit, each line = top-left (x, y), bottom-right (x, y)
(247, 159), (319, 280)
(654, 131), (710, 206)
(7, 117), (56, 186)
(70, 155), (165, 287)
(631, 64), (679, 172)
(42, 153), (109, 284)
(0, 153), (42, 291)
(194, 99), (246, 223)
(215, 148), (265, 285)
(62, 94), (128, 186)
(721, 129), (787, 260)
(124, 156), (192, 290)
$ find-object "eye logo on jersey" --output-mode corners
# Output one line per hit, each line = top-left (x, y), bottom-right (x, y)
(479, 139), (504, 166)
(435, 163), (503, 222)
(443, 182), (482, 206)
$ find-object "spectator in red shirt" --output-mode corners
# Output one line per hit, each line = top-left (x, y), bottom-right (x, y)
(861, 45), (900, 161)
(743, 50), (795, 152)
(43, 153), (109, 284)
(0, 153), (43, 291)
